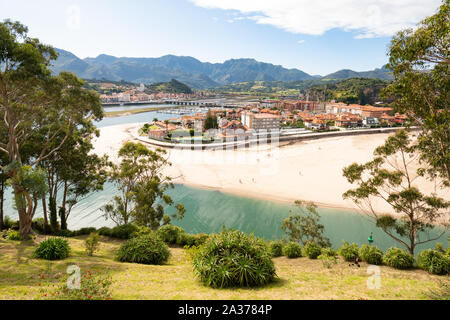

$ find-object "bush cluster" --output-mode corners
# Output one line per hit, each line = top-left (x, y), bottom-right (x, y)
(359, 245), (383, 265)
(6, 230), (23, 241)
(156, 225), (185, 244)
(338, 241), (359, 262)
(192, 230), (276, 288)
(304, 242), (323, 259)
(417, 249), (449, 275)
(116, 233), (170, 265)
(382, 247), (414, 270)
(283, 242), (302, 259)
(268, 240), (284, 258)
(34, 238), (71, 260)
(176, 232), (209, 247)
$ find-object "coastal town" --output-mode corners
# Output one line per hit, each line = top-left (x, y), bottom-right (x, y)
(138, 98), (407, 143)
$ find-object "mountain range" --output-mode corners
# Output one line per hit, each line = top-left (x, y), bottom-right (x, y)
(51, 48), (392, 89)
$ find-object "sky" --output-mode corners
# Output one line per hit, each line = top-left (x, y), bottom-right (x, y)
(0, 0), (442, 75)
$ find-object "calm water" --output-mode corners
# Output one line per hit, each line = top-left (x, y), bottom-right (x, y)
(2, 183), (447, 253)
(3, 105), (447, 253)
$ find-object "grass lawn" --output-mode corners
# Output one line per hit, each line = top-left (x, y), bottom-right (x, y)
(0, 236), (446, 300)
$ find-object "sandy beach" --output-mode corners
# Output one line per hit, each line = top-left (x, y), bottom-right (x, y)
(92, 123), (448, 215)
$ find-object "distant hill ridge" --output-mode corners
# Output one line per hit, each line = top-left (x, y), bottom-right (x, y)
(51, 48), (392, 89)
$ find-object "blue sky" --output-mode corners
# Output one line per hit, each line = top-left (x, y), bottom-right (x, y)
(0, 0), (442, 75)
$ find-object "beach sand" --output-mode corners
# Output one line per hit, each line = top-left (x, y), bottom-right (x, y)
(92, 123), (448, 215)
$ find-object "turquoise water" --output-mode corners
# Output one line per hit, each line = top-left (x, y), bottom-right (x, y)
(2, 183), (447, 253)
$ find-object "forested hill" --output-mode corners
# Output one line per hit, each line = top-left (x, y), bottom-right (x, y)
(145, 79), (193, 94)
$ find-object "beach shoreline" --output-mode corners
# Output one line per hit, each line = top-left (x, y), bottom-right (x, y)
(92, 123), (449, 217)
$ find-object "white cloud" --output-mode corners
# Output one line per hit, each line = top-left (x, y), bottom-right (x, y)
(190, 0), (442, 38)
(297, 40), (305, 44)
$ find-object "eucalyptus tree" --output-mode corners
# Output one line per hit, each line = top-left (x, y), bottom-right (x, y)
(383, 0), (450, 186)
(281, 201), (331, 248)
(0, 20), (102, 238)
(103, 142), (185, 229)
(40, 124), (109, 231)
(343, 130), (449, 255)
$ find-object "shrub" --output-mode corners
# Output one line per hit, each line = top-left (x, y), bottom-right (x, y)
(32, 218), (48, 235)
(34, 238), (71, 260)
(338, 241), (359, 262)
(157, 225), (185, 244)
(283, 242), (303, 259)
(3, 216), (16, 230)
(57, 230), (74, 238)
(192, 230), (276, 288)
(85, 233), (101, 257)
(383, 247), (415, 270)
(40, 270), (113, 300)
(319, 247), (338, 268)
(304, 242), (323, 259)
(359, 245), (384, 265)
(73, 228), (97, 237)
(116, 233), (170, 265)
(177, 233), (196, 247)
(268, 240), (284, 257)
(417, 249), (450, 275)
(194, 233), (210, 246)
(110, 224), (139, 239)
(97, 227), (112, 237)
(7, 230), (23, 241)
(320, 247), (337, 258)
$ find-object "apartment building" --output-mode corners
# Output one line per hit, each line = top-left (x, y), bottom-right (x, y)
(241, 112), (282, 130)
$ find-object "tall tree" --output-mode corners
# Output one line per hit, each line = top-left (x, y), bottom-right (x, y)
(0, 20), (102, 238)
(41, 125), (108, 231)
(103, 142), (185, 229)
(383, 0), (450, 186)
(343, 130), (449, 255)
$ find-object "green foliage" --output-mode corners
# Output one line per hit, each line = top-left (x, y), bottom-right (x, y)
(146, 79), (192, 94)
(268, 240), (285, 258)
(283, 242), (303, 259)
(417, 249), (449, 275)
(110, 224), (139, 239)
(177, 233), (196, 247)
(319, 247), (339, 268)
(384, 1), (450, 185)
(85, 233), (101, 257)
(33, 238), (71, 260)
(116, 233), (170, 265)
(338, 241), (359, 262)
(72, 227), (97, 237)
(103, 142), (185, 230)
(157, 225), (185, 244)
(97, 227), (112, 237)
(343, 130), (450, 255)
(40, 270), (113, 300)
(359, 245), (384, 265)
(383, 247), (415, 270)
(6, 230), (23, 241)
(204, 110), (218, 130)
(2, 216), (16, 230)
(32, 218), (48, 235)
(192, 230), (276, 288)
(304, 241), (323, 259)
(282, 201), (331, 247)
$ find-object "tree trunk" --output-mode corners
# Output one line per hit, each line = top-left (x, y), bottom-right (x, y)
(0, 178), (4, 231)
(49, 197), (58, 233)
(42, 198), (49, 234)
